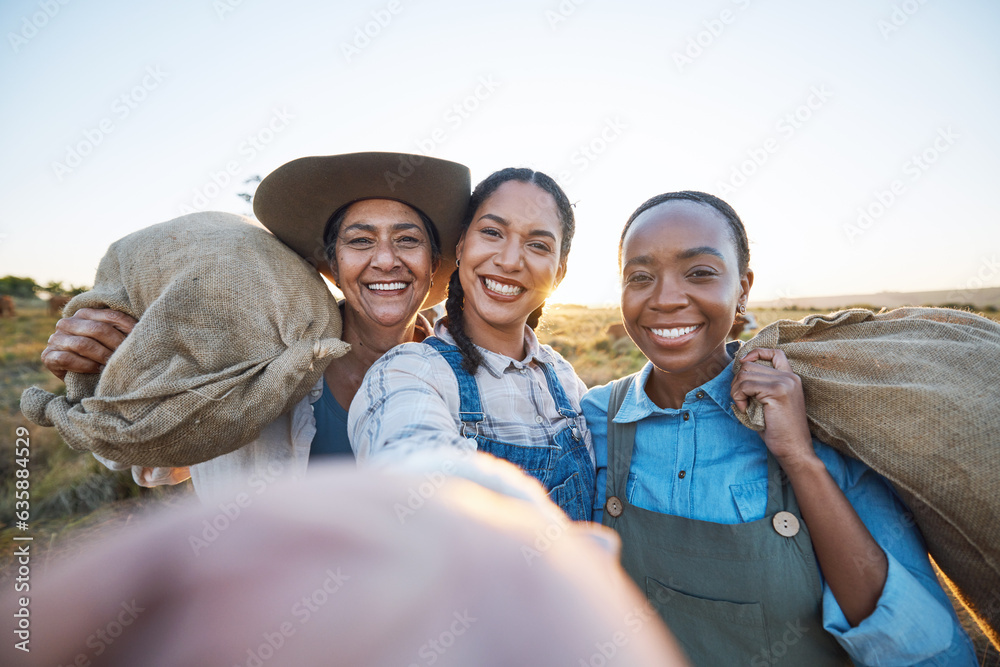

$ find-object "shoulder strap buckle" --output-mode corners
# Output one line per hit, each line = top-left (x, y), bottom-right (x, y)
(459, 413), (485, 440)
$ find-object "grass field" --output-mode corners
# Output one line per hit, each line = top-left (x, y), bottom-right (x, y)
(2, 298), (998, 662)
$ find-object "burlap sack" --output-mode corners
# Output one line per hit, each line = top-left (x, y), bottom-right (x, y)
(733, 307), (1000, 647)
(21, 212), (350, 467)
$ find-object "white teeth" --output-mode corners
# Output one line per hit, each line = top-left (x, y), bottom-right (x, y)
(484, 278), (524, 296)
(651, 325), (699, 339)
(366, 282), (407, 291)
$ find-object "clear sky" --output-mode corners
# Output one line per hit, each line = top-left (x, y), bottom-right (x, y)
(2, 0), (998, 306)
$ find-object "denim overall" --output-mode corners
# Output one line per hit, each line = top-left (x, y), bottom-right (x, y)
(424, 336), (594, 521)
(601, 377), (850, 666)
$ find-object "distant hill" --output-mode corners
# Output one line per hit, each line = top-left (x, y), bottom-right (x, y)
(750, 286), (1000, 311)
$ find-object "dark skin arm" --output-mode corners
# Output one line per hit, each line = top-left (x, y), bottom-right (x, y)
(731, 348), (888, 627)
(41, 308), (137, 380)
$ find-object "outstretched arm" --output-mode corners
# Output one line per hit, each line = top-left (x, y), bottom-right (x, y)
(349, 344), (475, 464)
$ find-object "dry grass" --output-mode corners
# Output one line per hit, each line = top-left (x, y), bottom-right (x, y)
(0, 300), (194, 585)
(536, 304), (647, 387)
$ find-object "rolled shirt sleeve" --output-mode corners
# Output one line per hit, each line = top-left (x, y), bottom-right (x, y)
(815, 451), (977, 666)
(92, 452), (191, 488)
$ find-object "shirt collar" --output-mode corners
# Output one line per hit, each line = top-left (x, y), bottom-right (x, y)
(432, 320), (543, 379)
(613, 340), (742, 423)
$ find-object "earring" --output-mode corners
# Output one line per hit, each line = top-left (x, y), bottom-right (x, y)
(456, 259), (461, 267)
(737, 304), (746, 315)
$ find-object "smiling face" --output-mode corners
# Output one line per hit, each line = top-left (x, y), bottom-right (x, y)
(330, 199), (439, 331)
(620, 199), (753, 400)
(455, 180), (566, 345)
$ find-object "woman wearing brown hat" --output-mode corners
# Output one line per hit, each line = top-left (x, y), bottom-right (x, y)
(40, 152), (471, 502)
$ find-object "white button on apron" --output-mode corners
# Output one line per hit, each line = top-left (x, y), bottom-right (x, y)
(772, 511), (801, 537)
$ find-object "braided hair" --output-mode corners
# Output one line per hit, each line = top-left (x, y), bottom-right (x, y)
(618, 191), (750, 276)
(445, 168), (575, 375)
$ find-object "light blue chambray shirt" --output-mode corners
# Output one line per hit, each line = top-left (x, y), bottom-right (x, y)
(582, 345), (976, 667)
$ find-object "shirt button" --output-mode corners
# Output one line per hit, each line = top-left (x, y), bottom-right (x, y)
(772, 511), (801, 537)
(678, 470), (686, 479)
(535, 415), (544, 424)
(696, 391), (706, 400)
(605, 496), (624, 517)
(682, 412), (690, 421)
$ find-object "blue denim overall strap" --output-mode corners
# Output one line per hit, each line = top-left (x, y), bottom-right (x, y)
(534, 359), (594, 521)
(423, 336), (594, 521)
(601, 375), (849, 666)
(423, 336), (485, 439)
(535, 359), (579, 420)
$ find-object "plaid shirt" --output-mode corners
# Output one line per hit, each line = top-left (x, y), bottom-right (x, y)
(350, 321), (594, 467)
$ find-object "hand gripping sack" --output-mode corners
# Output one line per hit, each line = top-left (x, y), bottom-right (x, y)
(733, 307), (1000, 647)
(21, 212), (350, 467)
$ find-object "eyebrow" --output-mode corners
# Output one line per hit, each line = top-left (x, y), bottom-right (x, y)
(477, 214), (558, 242)
(623, 246), (726, 270)
(341, 222), (422, 235)
(622, 254), (655, 270)
(678, 246), (726, 261)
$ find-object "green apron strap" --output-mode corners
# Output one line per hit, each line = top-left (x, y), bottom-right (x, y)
(764, 451), (785, 516)
(763, 448), (804, 516)
(606, 376), (637, 508)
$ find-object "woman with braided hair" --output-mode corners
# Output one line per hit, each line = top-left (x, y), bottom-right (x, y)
(350, 168), (595, 521)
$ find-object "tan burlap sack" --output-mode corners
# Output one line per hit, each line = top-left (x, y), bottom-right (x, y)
(21, 212), (350, 467)
(733, 307), (1000, 647)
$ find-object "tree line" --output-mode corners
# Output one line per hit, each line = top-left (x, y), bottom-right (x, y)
(0, 276), (90, 299)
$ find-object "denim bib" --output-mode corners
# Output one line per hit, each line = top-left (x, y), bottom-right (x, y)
(424, 336), (594, 521)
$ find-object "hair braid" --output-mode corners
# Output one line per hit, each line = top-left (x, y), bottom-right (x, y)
(526, 304), (544, 330)
(444, 268), (484, 375)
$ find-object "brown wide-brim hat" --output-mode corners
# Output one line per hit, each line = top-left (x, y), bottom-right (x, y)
(254, 152), (471, 307)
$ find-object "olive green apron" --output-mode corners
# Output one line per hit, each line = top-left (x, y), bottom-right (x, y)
(601, 378), (851, 666)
